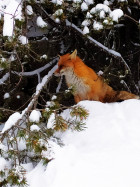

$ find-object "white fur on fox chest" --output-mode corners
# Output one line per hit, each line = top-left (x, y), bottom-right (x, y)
(63, 68), (90, 97)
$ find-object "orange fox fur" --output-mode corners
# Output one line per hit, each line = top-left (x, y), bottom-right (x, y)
(55, 50), (139, 103)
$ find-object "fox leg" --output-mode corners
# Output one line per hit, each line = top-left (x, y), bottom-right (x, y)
(115, 91), (139, 101)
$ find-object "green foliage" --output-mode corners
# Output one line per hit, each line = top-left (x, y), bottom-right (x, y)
(0, 166), (27, 187)
(0, 94), (89, 186)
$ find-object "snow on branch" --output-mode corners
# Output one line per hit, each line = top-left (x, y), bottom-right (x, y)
(0, 58), (57, 85)
(1, 65), (57, 139)
(18, 58), (57, 76)
(3, 0), (23, 36)
(38, 5), (131, 73)
(66, 20), (131, 73)
(13, 58), (58, 83)
(0, 72), (9, 85)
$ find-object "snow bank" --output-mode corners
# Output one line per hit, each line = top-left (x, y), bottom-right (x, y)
(27, 99), (140, 187)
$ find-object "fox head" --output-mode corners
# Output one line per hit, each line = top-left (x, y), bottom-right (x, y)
(54, 49), (77, 76)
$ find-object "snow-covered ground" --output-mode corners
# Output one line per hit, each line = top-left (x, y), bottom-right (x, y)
(27, 99), (140, 187)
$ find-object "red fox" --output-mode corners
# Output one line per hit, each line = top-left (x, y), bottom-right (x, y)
(55, 50), (139, 103)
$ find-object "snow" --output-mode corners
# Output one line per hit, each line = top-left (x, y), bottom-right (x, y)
(36, 65), (57, 93)
(47, 113), (55, 129)
(103, 0), (109, 6)
(26, 5), (33, 16)
(83, 26), (89, 35)
(0, 143), (7, 151)
(19, 35), (28, 45)
(73, 0), (82, 3)
(103, 19), (109, 25)
(81, 2), (88, 11)
(90, 7), (96, 14)
(40, 54), (48, 59)
(54, 9), (63, 16)
(21, 163), (33, 172)
(29, 110), (42, 123)
(27, 99), (140, 187)
(0, 157), (9, 170)
(82, 19), (91, 26)
(1, 112), (21, 133)
(1, 1), (140, 186)
(4, 92), (10, 99)
(99, 10), (105, 19)
(30, 124), (40, 131)
(97, 70), (103, 76)
(86, 12), (93, 18)
(52, 0), (64, 5)
(54, 0), (63, 5)
(93, 21), (103, 30)
(110, 9), (124, 22)
(55, 18), (60, 23)
(95, 3), (111, 13)
(85, 0), (94, 5)
(3, 0), (22, 36)
(36, 16), (48, 28)
(17, 137), (26, 151)
(17, 95), (20, 99)
(51, 95), (57, 100)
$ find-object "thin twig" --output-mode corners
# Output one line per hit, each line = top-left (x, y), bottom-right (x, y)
(124, 14), (139, 24)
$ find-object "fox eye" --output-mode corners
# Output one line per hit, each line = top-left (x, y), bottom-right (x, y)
(59, 65), (64, 69)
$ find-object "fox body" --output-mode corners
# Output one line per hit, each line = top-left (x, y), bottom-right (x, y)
(55, 50), (139, 103)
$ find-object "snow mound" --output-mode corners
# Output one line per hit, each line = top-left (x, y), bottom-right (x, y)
(27, 99), (140, 187)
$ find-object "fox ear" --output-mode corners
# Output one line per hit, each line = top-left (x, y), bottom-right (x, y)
(70, 49), (77, 60)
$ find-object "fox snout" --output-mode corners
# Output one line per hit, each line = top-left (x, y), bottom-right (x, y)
(54, 68), (60, 77)
(54, 66), (65, 76)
